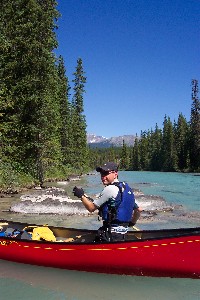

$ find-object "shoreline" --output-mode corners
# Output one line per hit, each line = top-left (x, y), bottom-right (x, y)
(0, 183), (199, 230)
(0, 172), (200, 230)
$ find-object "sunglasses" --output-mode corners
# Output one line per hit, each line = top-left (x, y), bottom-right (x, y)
(100, 170), (115, 177)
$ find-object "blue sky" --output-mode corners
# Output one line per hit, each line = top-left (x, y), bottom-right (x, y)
(56, 0), (200, 138)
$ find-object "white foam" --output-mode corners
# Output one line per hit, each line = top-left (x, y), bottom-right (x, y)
(20, 194), (80, 203)
(10, 202), (90, 215)
(11, 187), (173, 215)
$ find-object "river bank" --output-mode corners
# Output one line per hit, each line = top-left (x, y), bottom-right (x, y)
(0, 174), (199, 230)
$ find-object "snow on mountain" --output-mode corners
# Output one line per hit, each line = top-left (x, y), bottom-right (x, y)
(87, 133), (136, 148)
(87, 134), (108, 144)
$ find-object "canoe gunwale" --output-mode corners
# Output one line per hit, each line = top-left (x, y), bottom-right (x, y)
(0, 219), (200, 245)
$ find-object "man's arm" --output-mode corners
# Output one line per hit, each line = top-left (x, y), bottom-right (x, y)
(81, 185), (119, 213)
(81, 195), (97, 212)
(73, 185), (118, 213)
(130, 207), (142, 225)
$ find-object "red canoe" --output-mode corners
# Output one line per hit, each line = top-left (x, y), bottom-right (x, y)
(0, 220), (199, 279)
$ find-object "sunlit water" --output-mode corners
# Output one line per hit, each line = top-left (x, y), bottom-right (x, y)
(121, 171), (200, 211)
(0, 171), (200, 299)
(84, 171), (200, 211)
(0, 259), (200, 300)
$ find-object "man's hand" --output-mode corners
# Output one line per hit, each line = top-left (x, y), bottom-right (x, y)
(73, 186), (85, 198)
(128, 221), (135, 227)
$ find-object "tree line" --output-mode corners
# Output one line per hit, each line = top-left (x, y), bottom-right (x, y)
(89, 79), (200, 173)
(1, 0), (88, 188)
(1, 1), (199, 190)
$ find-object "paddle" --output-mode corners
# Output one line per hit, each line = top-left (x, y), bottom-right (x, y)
(132, 225), (142, 239)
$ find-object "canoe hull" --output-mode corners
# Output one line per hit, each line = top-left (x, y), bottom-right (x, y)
(0, 221), (200, 278)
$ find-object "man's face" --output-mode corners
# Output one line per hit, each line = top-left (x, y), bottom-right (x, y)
(100, 170), (118, 185)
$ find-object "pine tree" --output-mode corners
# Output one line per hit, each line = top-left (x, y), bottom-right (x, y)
(149, 124), (162, 170)
(120, 140), (129, 170)
(1, 0), (61, 185)
(108, 146), (117, 163)
(161, 116), (177, 171)
(139, 131), (149, 170)
(71, 58), (88, 171)
(57, 55), (72, 165)
(189, 79), (200, 171)
(131, 135), (140, 170)
(174, 113), (189, 170)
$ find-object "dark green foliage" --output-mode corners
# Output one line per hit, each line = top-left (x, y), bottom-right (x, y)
(138, 131), (149, 170)
(57, 55), (72, 165)
(70, 58), (88, 171)
(1, 1), (89, 188)
(149, 124), (162, 170)
(119, 140), (129, 169)
(189, 79), (200, 171)
(174, 114), (189, 171)
(161, 116), (177, 171)
(1, 0), (62, 186)
(88, 146), (122, 171)
(130, 135), (140, 170)
(89, 80), (200, 172)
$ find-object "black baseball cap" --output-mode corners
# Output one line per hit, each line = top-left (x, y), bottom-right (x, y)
(96, 162), (118, 172)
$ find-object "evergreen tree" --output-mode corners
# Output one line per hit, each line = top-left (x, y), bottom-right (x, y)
(174, 113), (189, 170)
(1, 0), (61, 185)
(149, 124), (162, 170)
(87, 80), (200, 173)
(57, 55), (72, 165)
(145, 129), (153, 170)
(119, 140), (129, 169)
(161, 116), (177, 171)
(71, 58), (88, 171)
(108, 146), (118, 163)
(189, 79), (200, 171)
(139, 131), (149, 170)
(131, 135), (140, 170)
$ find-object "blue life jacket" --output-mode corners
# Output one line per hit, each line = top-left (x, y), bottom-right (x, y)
(100, 181), (135, 225)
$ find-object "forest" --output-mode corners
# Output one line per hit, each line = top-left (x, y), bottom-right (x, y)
(1, 1), (200, 191)
(89, 91), (200, 173)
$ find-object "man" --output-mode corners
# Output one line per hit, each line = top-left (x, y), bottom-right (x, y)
(73, 162), (141, 242)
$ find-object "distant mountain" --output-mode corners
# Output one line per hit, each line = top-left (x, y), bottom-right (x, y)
(87, 133), (136, 148)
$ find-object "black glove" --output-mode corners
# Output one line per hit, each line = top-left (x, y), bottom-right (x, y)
(73, 186), (84, 198)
